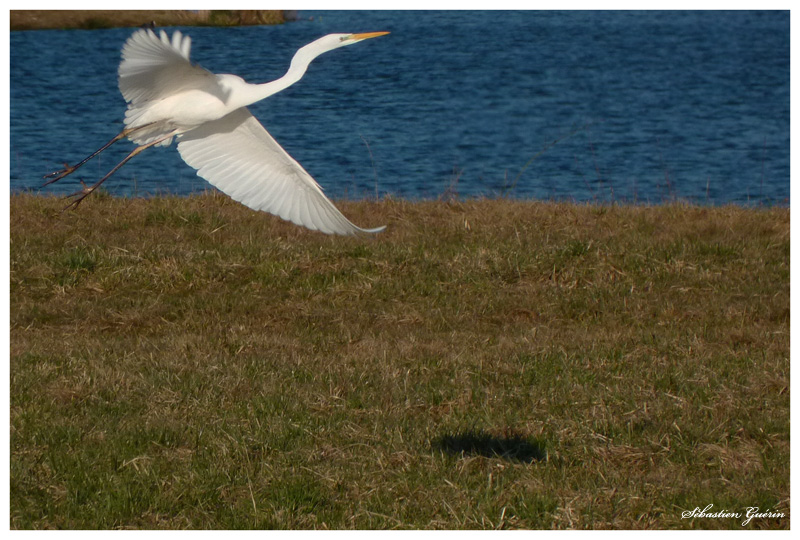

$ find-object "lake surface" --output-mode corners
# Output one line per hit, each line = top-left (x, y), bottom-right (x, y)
(10, 10), (789, 205)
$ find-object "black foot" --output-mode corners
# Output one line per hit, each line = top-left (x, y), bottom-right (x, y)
(62, 181), (94, 211)
(43, 163), (77, 187)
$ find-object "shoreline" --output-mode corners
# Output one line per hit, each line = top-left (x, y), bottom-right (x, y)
(11, 191), (790, 210)
(10, 10), (289, 31)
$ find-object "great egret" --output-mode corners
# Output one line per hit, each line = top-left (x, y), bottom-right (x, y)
(43, 28), (389, 235)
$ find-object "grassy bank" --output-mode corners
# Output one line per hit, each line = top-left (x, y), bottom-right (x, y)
(10, 194), (789, 529)
(10, 10), (286, 31)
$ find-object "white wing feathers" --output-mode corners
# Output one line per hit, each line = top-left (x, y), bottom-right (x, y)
(177, 108), (386, 236)
(118, 29), (212, 106)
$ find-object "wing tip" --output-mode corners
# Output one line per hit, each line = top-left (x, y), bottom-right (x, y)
(354, 224), (387, 235)
(319, 222), (386, 236)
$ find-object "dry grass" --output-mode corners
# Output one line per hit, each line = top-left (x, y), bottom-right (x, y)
(10, 193), (789, 529)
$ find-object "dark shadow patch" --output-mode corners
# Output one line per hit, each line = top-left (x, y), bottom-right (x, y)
(431, 429), (546, 463)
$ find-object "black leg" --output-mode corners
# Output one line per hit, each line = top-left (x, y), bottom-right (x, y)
(63, 131), (176, 211)
(43, 124), (153, 188)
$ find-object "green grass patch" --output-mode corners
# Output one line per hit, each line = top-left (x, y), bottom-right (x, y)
(10, 194), (789, 529)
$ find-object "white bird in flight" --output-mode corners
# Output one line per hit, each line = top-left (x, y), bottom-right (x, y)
(44, 28), (389, 235)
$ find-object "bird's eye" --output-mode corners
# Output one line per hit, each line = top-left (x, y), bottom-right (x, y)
(339, 36), (346, 42)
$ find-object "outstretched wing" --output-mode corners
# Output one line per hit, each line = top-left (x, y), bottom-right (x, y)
(118, 29), (215, 106)
(177, 107), (386, 236)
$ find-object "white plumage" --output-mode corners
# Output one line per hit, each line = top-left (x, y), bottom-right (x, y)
(45, 28), (389, 236)
(178, 108), (385, 235)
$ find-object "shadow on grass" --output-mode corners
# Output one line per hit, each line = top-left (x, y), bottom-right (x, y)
(431, 429), (546, 463)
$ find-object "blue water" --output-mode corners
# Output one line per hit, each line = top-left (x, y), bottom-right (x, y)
(10, 11), (789, 205)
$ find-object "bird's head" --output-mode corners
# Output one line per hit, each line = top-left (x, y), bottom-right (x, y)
(303, 31), (390, 55)
(335, 31), (391, 47)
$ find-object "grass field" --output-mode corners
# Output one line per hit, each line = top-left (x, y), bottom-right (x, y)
(9, 193), (789, 529)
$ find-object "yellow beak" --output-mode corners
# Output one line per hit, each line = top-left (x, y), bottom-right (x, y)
(348, 31), (390, 41)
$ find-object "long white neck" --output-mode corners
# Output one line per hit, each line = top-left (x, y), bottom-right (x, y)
(229, 40), (332, 109)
